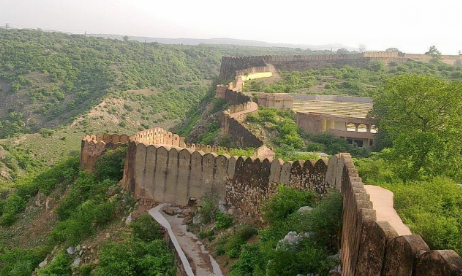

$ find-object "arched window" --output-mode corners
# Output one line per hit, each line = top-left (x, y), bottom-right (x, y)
(346, 123), (356, 131)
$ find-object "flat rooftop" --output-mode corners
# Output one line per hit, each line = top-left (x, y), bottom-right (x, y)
(293, 100), (373, 119)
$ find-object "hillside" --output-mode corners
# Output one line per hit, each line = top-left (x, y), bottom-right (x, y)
(0, 29), (338, 185)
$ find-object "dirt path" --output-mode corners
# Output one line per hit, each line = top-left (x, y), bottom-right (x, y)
(149, 204), (223, 276)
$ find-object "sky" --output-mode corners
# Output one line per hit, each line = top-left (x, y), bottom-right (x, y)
(1, 0), (462, 54)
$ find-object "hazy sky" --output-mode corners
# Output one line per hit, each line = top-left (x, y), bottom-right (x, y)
(1, 0), (461, 54)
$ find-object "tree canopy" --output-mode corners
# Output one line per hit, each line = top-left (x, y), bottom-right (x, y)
(372, 74), (462, 181)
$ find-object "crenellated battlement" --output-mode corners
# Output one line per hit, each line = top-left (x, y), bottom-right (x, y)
(80, 133), (130, 171)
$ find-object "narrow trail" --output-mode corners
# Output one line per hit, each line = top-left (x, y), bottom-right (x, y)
(149, 204), (223, 276)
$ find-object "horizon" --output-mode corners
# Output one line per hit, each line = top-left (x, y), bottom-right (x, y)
(1, 0), (462, 54)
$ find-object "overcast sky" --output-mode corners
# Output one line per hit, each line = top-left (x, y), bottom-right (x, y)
(1, 0), (461, 54)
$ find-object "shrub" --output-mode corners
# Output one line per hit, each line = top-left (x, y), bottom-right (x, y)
(383, 177), (462, 255)
(93, 146), (127, 181)
(0, 193), (27, 226)
(197, 196), (218, 224)
(94, 240), (175, 276)
(289, 191), (343, 251)
(215, 211), (233, 229)
(36, 252), (71, 276)
(130, 213), (163, 242)
(262, 185), (316, 224)
(218, 224), (258, 257)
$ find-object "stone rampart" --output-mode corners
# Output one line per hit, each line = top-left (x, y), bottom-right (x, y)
(122, 141), (227, 206)
(226, 158), (328, 216)
(80, 133), (130, 171)
(82, 129), (462, 274)
(235, 66), (270, 78)
(220, 56), (267, 80)
(326, 153), (462, 276)
(219, 86), (268, 150)
(220, 52), (462, 80)
(132, 127), (186, 147)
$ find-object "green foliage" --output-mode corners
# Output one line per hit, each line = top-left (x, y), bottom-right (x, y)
(197, 121), (221, 145)
(0, 193), (27, 226)
(229, 189), (342, 276)
(216, 146), (255, 157)
(209, 98), (229, 114)
(94, 215), (175, 276)
(0, 28), (222, 137)
(248, 107), (303, 150)
(52, 176), (120, 245)
(289, 192), (343, 250)
(383, 177), (462, 255)
(372, 74), (462, 181)
(425, 45), (442, 63)
(94, 239), (175, 276)
(198, 230), (214, 239)
(215, 211), (234, 229)
(356, 154), (462, 255)
(36, 252), (71, 276)
(0, 246), (49, 276)
(197, 196), (218, 224)
(130, 213), (163, 242)
(217, 224), (258, 258)
(262, 185), (316, 224)
(0, 156), (79, 226)
(93, 146), (127, 181)
(39, 128), (55, 138)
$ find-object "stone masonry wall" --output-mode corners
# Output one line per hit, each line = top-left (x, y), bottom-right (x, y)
(220, 56), (267, 80)
(80, 133), (130, 171)
(83, 130), (462, 275)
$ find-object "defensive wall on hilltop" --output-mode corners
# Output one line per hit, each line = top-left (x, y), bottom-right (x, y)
(80, 133), (130, 171)
(220, 52), (462, 79)
(216, 77), (271, 151)
(80, 130), (462, 275)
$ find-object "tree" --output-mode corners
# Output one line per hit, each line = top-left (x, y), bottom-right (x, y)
(336, 48), (350, 55)
(385, 47), (400, 52)
(425, 45), (442, 63)
(359, 44), (367, 53)
(371, 74), (462, 181)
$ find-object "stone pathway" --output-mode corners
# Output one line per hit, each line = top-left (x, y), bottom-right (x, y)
(149, 204), (223, 276)
(364, 185), (412, 235)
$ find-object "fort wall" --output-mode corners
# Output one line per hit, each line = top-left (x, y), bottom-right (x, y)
(220, 56), (267, 80)
(80, 133), (130, 171)
(220, 52), (462, 80)
(82, 128), (462, 275)
(327, 153), (462, 276)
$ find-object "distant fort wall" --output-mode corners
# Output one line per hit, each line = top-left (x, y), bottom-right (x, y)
(220, 52), (462, 79)
(217, 77), (269, 150)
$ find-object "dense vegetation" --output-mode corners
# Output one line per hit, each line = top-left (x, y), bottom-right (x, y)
(354, 73), (462, 255)
(195, 186), (342, 275)
(0, 28), (223, 137)
(0, 147), (175, 275)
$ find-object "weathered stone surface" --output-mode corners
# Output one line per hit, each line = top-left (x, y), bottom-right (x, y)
(415, 250), (462, 276)
(382, 235), (430, 276)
